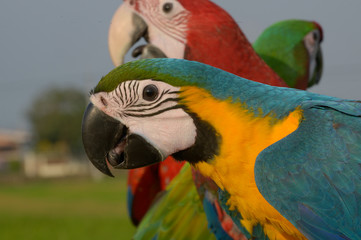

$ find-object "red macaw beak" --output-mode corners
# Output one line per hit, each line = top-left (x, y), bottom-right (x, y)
(108, 2), (167, 66)
(108, 2), (147, 66)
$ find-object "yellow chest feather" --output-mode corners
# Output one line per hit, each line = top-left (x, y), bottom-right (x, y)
(180, 87), (306, 240)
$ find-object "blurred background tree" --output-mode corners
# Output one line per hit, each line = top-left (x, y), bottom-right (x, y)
(27, 87), (87, 156)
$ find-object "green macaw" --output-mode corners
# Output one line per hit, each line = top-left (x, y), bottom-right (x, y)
(82, 58), (361, 240)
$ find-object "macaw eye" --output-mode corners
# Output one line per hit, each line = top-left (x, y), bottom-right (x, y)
(162, 2), (173, 13)
(143, 84), (159, 101)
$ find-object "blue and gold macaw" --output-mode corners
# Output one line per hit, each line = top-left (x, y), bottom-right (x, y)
(82, 58), (361, 240)
(127, 19), (324, 240)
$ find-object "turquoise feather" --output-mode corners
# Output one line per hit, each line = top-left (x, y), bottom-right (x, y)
(255, 103), (361, 239)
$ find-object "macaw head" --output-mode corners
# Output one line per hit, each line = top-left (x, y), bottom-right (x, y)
(108, 0), (243, 66)
(82, 58), (226, 176)
(253, 20), (323, 89)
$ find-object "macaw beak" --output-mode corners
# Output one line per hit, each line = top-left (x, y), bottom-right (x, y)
(81, 103), (163, 176)
(313, 47), (323, 86)
(309, 47), (323, 87)
(108, 2), (147, 66)
(108, 2), (167, 66)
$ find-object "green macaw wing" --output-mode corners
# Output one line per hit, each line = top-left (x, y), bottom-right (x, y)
(133, 163), (216, 240)
(255, 100), (361, 240)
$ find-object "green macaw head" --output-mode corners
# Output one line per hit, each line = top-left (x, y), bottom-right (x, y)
(253, 19), (323, 89)
(82, 58), (222, 176)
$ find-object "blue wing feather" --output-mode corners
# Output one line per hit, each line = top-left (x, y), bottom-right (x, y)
(218, 189), (252, 239)
(255, 100), (361, 240)
(202, 194), (233, 240)
(127, 186), (134, 220)
(297, 204), (351, 240)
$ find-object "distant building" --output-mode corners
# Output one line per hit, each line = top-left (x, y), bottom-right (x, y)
(23, 152), (91, 178)
(0, 129), (100, 179)
(0, 129), (29, 172)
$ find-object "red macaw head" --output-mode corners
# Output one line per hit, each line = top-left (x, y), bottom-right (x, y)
(108, 0), (286, 86)
(108, 0), (242, 66)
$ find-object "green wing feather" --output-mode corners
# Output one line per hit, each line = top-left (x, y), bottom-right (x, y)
(133, 163), (216, 240)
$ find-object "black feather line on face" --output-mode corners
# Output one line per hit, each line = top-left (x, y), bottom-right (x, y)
(134, 81), (139, 102)
(122, 82), (130, 107)
(167, 91), (182, 94)
(129, 81), (137, 104)
(113, 97), (120, 105)
(116, 86), (124, 106)
(124, 105), (184, 118)
(128, 98), (180, 112)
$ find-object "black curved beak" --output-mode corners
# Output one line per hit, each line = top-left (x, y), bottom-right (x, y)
(309, 47), (323, 87)
(81, 103), (163, 176)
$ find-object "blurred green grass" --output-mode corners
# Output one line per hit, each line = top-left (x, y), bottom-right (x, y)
(0, 174), (135, 239)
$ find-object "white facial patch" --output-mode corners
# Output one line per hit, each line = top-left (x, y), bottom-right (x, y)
(304, 29), (321, 81)
(137, 0), (190, 59)
(90, 79), (197, 159)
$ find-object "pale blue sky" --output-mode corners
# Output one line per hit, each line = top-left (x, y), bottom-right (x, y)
(1, 0), (360, 130)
